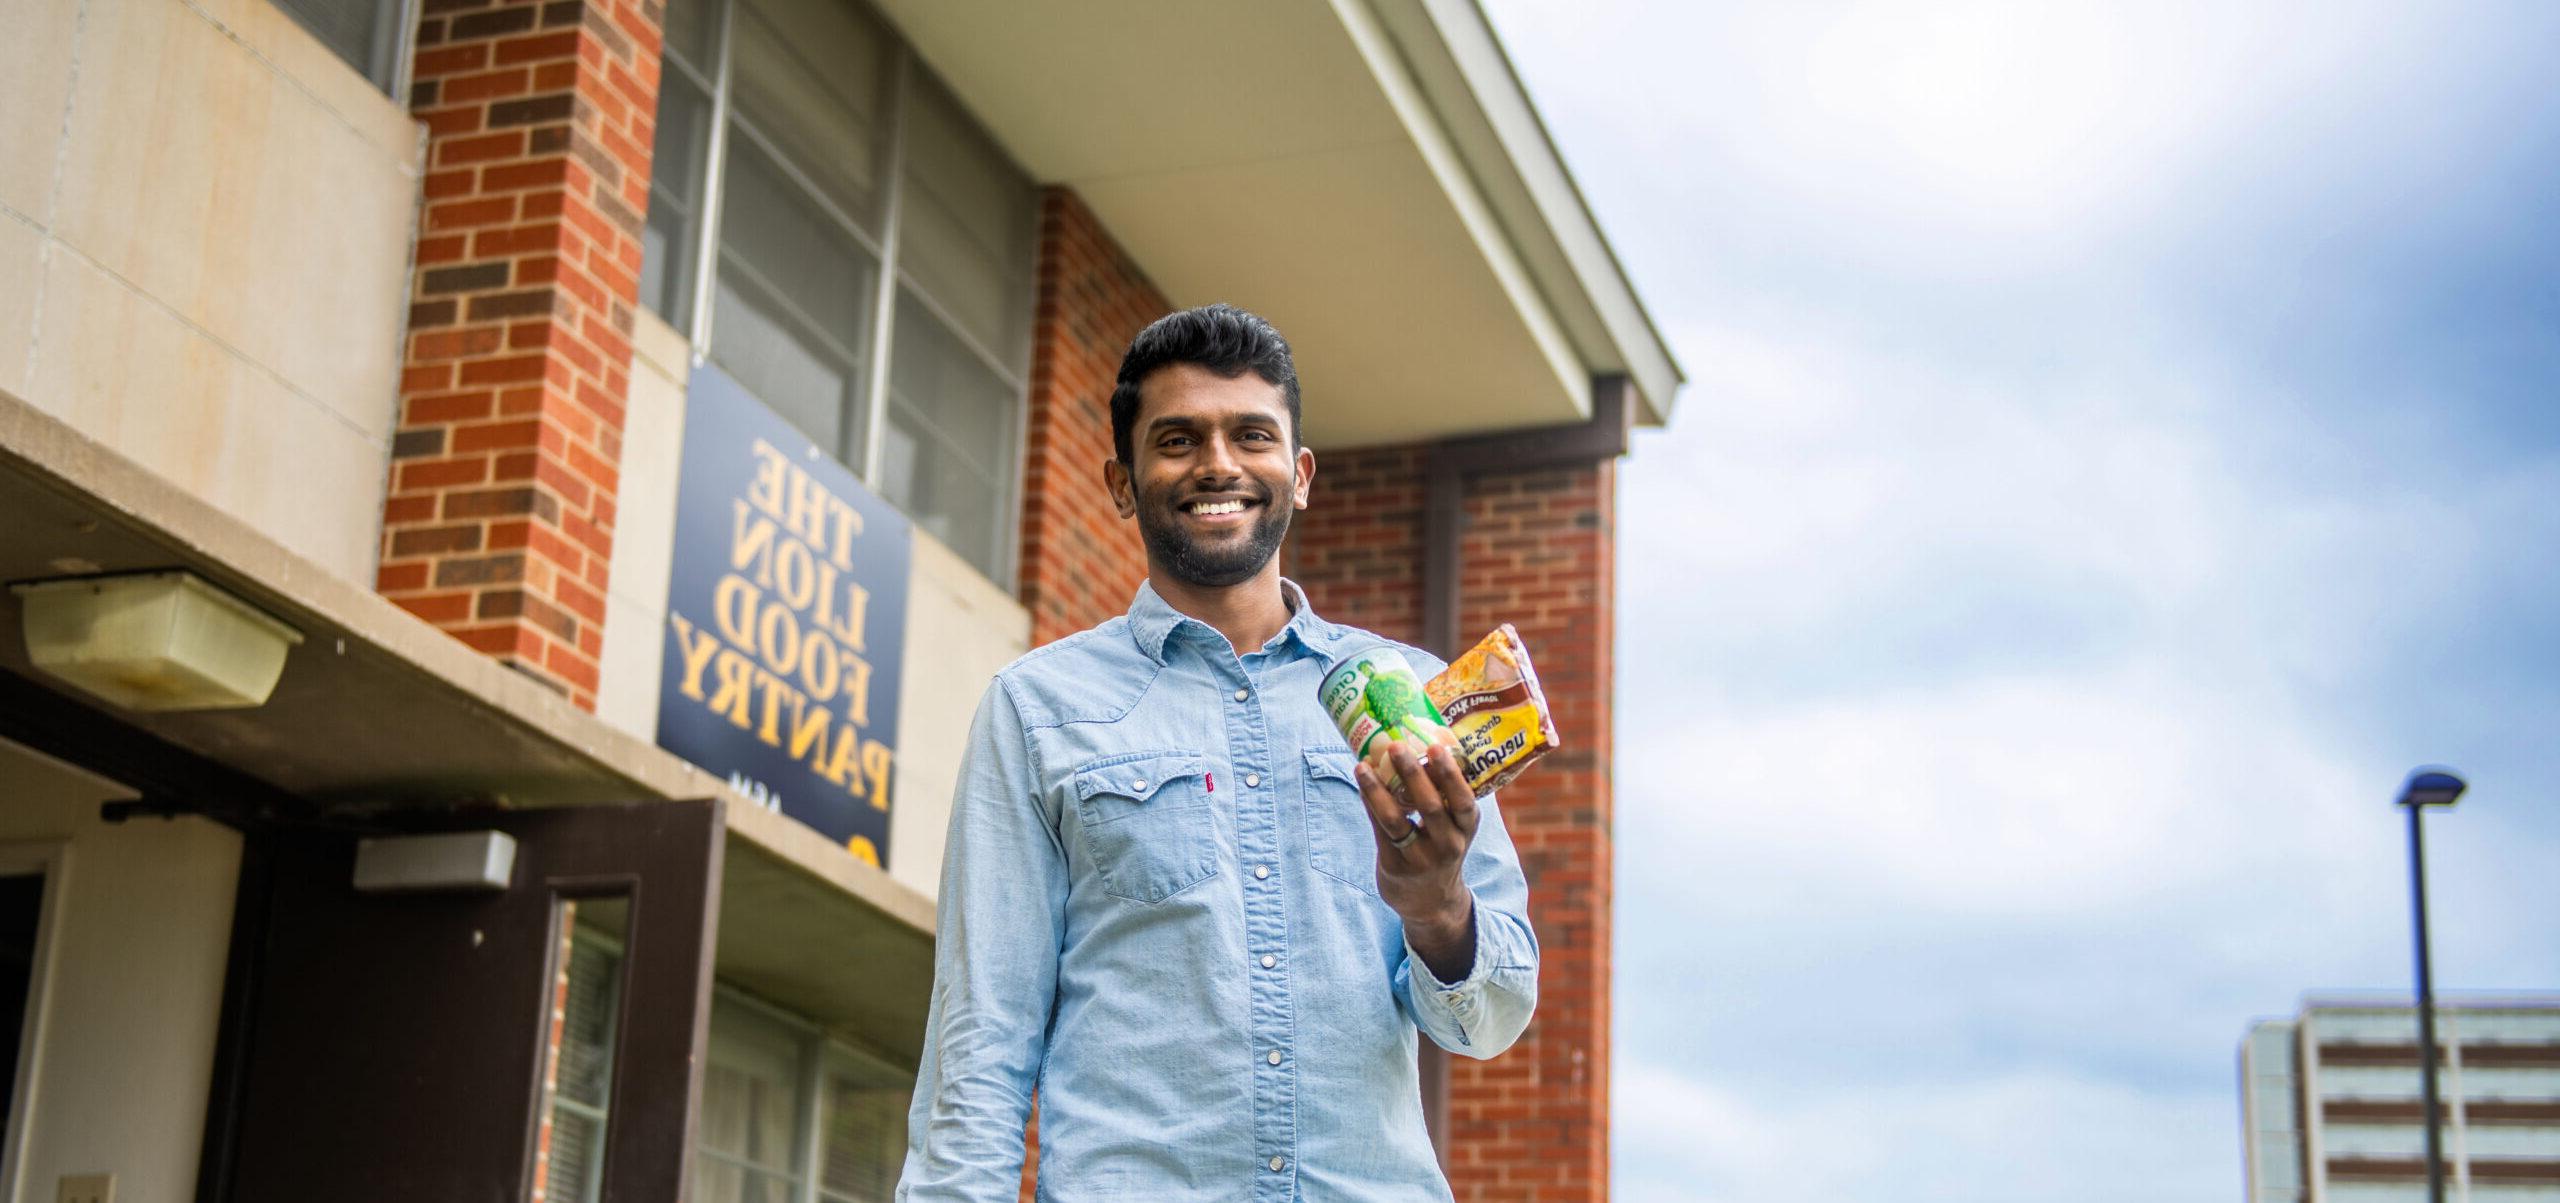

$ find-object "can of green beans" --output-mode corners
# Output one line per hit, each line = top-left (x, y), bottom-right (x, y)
(1318, 646), (1455, 778)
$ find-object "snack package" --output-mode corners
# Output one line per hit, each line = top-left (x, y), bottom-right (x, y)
(1318, 646), (1460, 793)
(1424, 624), (1558, 797)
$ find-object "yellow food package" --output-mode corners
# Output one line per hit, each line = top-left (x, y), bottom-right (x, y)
(1424, 624), (1559, 797)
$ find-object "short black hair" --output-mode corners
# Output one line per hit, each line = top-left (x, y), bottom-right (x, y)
(1110, 303), (1302, 466)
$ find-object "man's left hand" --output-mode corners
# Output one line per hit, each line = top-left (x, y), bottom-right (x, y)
(1355, 741), (1478, 982)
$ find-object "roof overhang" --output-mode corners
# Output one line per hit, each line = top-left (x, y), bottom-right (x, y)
(876, 0), (1684, 449)
(0, 390), (935, 1061)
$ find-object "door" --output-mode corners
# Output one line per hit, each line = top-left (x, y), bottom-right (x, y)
(210, 801), (723, 1203)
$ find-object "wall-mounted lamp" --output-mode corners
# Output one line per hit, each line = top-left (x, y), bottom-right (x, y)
(11, 570), (304, 711)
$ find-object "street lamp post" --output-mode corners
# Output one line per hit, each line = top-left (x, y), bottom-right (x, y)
(2398, 766), (2466, 1203)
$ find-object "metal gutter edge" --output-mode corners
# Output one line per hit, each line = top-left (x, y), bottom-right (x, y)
(1368, 0), (1686, 426)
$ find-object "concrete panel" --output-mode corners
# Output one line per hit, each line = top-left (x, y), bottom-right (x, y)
(29, 249), (388, 584)
(595, 312), (694, 741)
(188, 0), (424, 156)
(886, 531), (1030, 899)
(0, 737), (239, 1203)
(52, 0), (416, 444)
(0, 219), (39, 395)
(0, 0), (78, 222)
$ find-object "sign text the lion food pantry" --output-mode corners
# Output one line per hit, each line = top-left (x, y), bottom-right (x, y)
(657, 363), (909, 866)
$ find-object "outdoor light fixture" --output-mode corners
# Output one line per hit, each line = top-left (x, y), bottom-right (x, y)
(11, 570), (304, 711)
(2397, 764), (2467, 1203)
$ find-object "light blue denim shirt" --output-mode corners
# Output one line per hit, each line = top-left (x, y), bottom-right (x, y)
(897, 579), (1538, 1203)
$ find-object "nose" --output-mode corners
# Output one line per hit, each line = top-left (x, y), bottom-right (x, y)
(1194, 431), (1244, 483)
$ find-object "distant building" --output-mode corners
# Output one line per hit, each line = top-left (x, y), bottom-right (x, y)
(2241, 995), (2560, 1202)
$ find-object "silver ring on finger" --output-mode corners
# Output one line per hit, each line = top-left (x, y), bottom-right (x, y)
(1386, 823), (1419, 850)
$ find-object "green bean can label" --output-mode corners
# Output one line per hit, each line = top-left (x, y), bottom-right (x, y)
(1319, 647), (1450, 759)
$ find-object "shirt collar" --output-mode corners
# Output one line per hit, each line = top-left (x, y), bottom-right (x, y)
(1128, 577), (1333, 664)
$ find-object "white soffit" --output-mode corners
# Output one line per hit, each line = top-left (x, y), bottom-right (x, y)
(875, 0), (1677, 448)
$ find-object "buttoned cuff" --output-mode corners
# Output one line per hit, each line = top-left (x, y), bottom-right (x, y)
(1403, 910), (1495, 1048)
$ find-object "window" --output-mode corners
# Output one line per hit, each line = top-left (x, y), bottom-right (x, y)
(539, 898), (630, 1203)
(270, 0), (410, 94)
(645, 0), (1038, 586)
(696, 990), (912, 1203)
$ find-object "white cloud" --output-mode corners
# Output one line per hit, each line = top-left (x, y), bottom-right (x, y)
(1620, 665), (2383, 920)
(1472, 2), (2560, 1200)
(1614, 1063), (2232, 1203)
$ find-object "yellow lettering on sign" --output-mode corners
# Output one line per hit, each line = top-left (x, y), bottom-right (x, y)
(669, 613), (720, 701)
(714, 574), (761, 647)
(746, 439), (789, 517)
(862, 741), (893, 812)
(684, 429), (900, 833)
(708, 646), (755, 729)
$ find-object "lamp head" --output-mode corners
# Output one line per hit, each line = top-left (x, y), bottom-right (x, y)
(2398, 767), (2467, 809)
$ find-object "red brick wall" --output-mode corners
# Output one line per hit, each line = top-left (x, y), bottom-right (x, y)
(1017, 188), (1162, 646)
(1291, 452), (1618, 1203)
(1285, 445), (1429, 644)
(375, 0), (662, 709)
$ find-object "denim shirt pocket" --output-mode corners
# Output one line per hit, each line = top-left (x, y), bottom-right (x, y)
(1302, 750), (1381, 898)
(1071, 750), (1220, 903)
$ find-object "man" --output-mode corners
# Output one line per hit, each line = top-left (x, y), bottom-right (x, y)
(897, 304), (1538, 1202)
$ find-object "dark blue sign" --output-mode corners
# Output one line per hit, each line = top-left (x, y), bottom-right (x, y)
(658, 362), (910, 868)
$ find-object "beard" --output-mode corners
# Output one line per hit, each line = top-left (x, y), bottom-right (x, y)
(1138, 481), (1293, 588)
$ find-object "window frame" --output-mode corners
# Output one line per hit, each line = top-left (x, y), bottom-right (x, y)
(538, 898), (632, 1203)
(699, 984), (915, 1203)
(0, 842), (67, 1203)
(652, 0), (1036, 590)
(269, 0), (417, 98)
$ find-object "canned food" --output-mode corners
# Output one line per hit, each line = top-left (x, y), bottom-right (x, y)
(1319, 645), (1458, 792)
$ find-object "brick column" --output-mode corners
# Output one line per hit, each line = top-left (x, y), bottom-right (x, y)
(1018, 188), (1161, 646)
(1291, 451), (1618, 1203)
(1447, 459), (1613, 1202)
(374, 0), (662, 709)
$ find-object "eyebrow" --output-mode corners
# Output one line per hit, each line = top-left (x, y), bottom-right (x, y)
(1145, 413), (1281, 439)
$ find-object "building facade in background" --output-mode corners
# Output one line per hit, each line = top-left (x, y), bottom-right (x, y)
(2242, 996), (2560, 1203)
(0, 0), (1677, 1199)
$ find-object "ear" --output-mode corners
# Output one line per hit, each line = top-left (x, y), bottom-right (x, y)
(1104, 456), (1137, 519)
(1291, 445), (1316, 511)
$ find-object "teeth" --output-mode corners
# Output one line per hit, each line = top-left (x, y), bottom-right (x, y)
(1191, 499), (1247, 515)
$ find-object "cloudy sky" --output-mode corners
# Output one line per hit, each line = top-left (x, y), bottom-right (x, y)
(1477, 2), (2560, 1198)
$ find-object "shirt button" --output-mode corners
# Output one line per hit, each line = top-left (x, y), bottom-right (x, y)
(1234, 688), (1250, 702)
(1254, 865), (1271, 880)
(1131, 780), (1147, 792)
(1268, 1157), (1286, 1172)
(1261, 954), (1277, 969)
(1267, 1050), (1283, 1065)
(1244, 773), (1261, 788)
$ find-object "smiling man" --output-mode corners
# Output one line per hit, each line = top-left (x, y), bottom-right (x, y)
(896, 304), (1539, 1202)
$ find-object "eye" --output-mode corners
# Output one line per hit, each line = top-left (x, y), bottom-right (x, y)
(1239, 428), (1276, 444)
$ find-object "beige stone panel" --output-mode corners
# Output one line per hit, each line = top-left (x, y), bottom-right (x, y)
(54, 0), (416, 444)
(886, 531), (1030, 899)
(0, 218), (41, 394)
(596, 316), (693, 741)
(0, 0), (79, 222)
(32, 249), (389, 586)
(188, 0), (423, 161)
